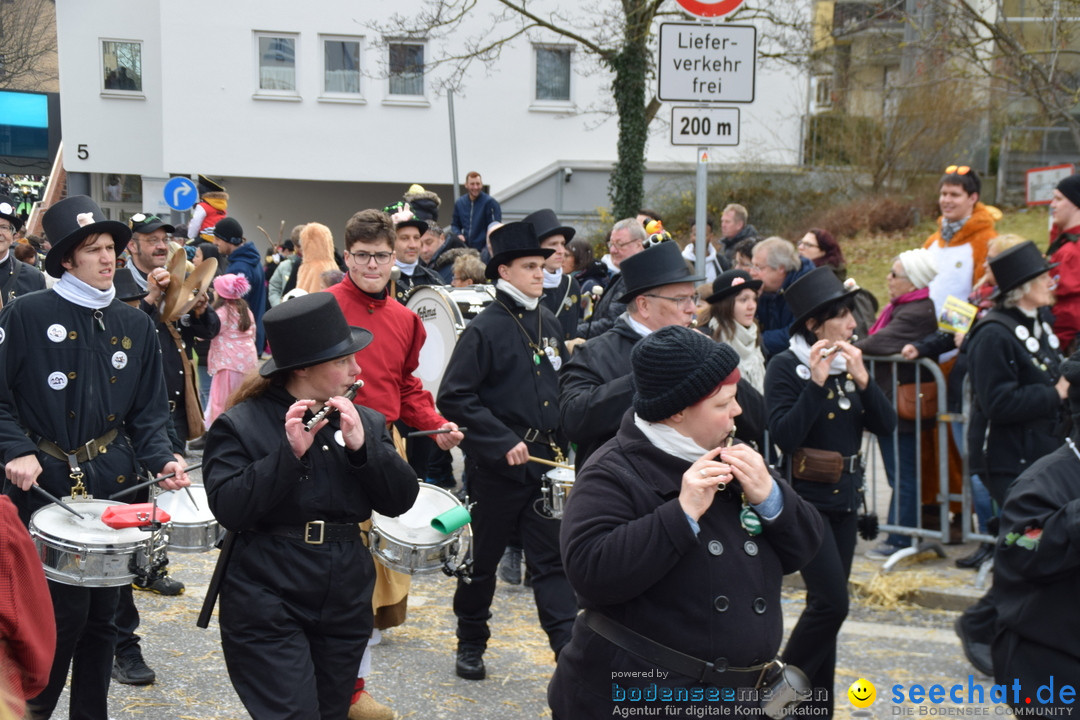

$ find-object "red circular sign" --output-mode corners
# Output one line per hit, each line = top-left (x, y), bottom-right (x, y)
(674, 0), (746, 17)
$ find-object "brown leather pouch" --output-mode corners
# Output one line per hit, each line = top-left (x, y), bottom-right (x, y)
(896, 382), (937, 420)
(791, 447), (843, 484)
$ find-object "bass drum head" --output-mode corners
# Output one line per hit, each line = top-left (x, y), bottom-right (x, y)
(406, 286), (465, 397)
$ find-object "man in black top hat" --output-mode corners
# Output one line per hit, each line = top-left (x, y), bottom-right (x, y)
(559, 241), (702, 471)
(437, 221), (578, 681)
(0, 195), (189, 720)
(525, 209), (582, 340)
(0, 194), (45, 304)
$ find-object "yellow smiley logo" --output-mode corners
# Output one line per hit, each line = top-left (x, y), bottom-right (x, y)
(848, 678), (876, 708)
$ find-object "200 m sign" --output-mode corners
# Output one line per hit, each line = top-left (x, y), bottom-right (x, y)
(671, 107), (740, 146)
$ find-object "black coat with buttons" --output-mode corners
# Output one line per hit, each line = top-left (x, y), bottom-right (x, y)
(0, 290), (175, 522)
(764, 350), (896, 513)
(548, 411), (823, 717)
(391, 263), (444, 305)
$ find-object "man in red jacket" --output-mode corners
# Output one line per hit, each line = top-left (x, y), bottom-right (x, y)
(325, 208), (462, 720)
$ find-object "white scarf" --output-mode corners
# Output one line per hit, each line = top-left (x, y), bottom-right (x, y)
(623, 312), (653, 338)
(496, 278), (539, 310)
(129, 265), (149, 291)
(634, 413), (711, 463)
(788, 334), (847, 375)
(727, 322), (766, 393)
(395, 259), (418, 276)
(54, 271), (116, 309)
(543, 267), (563, 289)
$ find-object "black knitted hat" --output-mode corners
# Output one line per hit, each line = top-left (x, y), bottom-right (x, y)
(631, 325), (741, 422)
(1057, 174), (1080, 209)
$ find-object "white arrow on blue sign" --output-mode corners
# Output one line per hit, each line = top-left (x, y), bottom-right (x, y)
(163, 177), (198, 211)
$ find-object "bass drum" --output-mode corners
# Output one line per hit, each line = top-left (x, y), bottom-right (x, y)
(30, 498), (162, 587)
(405, 284), (496, 397)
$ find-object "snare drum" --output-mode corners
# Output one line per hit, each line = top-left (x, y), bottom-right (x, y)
(406, 285), (496, 396)
(30, 498), (162, 587)
(541, 467), (576, 519)
(154, 485), (223, 552)
(368, 484), (470, 575)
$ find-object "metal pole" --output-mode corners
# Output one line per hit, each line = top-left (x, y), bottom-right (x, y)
(695, 147), (707, 276)
(448, 89), (461, 202)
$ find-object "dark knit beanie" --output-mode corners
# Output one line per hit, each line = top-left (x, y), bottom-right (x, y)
(631, 326), (741, 422)
(1058, 174), (1080, 209)
(213, 217), (244, 245)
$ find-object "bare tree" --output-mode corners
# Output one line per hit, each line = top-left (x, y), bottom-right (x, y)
(0, 0), (58, 90)
(372, 0), (808, 219)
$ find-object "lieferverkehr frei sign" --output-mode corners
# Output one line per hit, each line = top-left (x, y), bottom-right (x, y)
(657, 22), (757, 103)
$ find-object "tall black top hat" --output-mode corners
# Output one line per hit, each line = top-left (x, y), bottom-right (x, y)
(42, 195), (132, 279)
(618, 241), (703, 303)
(0, 194), (24, 232)
(522, 209), (575, 244)
(260, 292), (373, 377)
(113, 267), (148, 302)
(990, 240), (1059, 298)
(705, 269), (762, 305)
(783, 266), (858, 332)
(485, 222), (553, 280)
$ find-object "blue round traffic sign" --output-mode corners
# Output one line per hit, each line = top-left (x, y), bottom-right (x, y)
(164, 176), (198, 211)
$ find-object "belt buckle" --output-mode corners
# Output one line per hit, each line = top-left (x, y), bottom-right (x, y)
(82, 438), (97, 462)
(523, 428), (539, 443)
(304, 520), (326, 545)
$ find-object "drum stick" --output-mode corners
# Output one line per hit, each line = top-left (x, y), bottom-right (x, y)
(110, 462), (203, 500)
(184, 486), (200, 511)
(304, 380), (364, 432)
(527, 455), (575, 471)
(31, 484), (85, 519)
(406, 427), (467, 437)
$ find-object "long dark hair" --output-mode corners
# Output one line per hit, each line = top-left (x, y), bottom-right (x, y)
(212, 294), (253, 333)
(806, 228), (845, 269)
(708, 289), (761, 346)
(225, 371), (285, 411)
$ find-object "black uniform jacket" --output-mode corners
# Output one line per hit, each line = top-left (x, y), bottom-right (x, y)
(0, 255), (45, 303)
(993, 443), (1080, 660)
(204, 385), (418, 531)
(0, 290), (174, 522)
(965, 308), (1066, 483)
(540, 272), (582, 340)
(437, 289), (565, 483)
(576, 271), (626, 340)
(549, 411), (823, 717)
(764, 349), (896, 513)
(392, 264), (444, 306)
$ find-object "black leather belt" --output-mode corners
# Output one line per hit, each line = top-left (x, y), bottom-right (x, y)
(842, 453), (862, 474)
(514, 426), (558, 445)
(36, 428), (119, 465)
(582, 610), (775, 687)
(255, 521), (361, 545)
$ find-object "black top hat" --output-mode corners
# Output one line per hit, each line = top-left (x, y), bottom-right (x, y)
(198, 174), (226, 195)
(522, 209), (576, 244)
(0, 194), (24, 232)
(783, 266), (859, 332)
(43, 195), (132, 279)
(213, 217), (244, 246)
(129, 212), (176, 236)
(617, 241), (703, 303)
(113, 267), (148, 302)
(705, 269), (762, 304)
(383, 201), (428, 236)
(260, 292), (373, 376)
(990, 240), (1059, 298)
(485, 222), (553, 280)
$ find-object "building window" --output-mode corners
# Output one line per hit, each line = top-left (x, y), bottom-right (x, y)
(323, 36), (362, 95)
(535, 46), (571, 102)
(257, 33), (298, 94)
(388, 42), (424, 96)
(811, 75), (833, 112)
(102, 40), (142, 93)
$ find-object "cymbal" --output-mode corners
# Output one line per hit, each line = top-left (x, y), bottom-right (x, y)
(162, 257), (218, 322)
(159, 250), (187, 318)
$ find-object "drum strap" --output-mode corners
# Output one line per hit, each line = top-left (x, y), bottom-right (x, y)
(36, 428), (119, 466)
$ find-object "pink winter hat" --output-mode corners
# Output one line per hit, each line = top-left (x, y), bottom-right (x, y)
(213, 273), (251, 300)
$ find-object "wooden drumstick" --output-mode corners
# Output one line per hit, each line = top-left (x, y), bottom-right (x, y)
(527, 455), (575, 471)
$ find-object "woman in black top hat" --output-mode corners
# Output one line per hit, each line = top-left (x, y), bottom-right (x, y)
(203, 292), (418, 720)
(701, 269), (765, 394)
(763, 266), (895, 717)
(954, 239), (1070, 676)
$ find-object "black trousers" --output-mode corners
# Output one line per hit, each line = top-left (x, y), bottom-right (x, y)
(26, 582), (120, 720)
(114, 584), (142, 657)
(993, 630), (1080, 713)
(219, 534), (374, 720)
(453, 459), (577, 653)
(782, 509), (857, 719)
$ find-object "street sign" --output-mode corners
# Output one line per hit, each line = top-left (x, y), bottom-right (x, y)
(163, 176), (198, 211)
(674, 0), (747, 18)
(1025, 163), (1074, 206)
(671, 107), (740, 146)
(658, 23), (756, 103)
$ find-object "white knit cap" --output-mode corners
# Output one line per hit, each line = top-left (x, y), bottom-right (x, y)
(898, 248), (938, 289)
